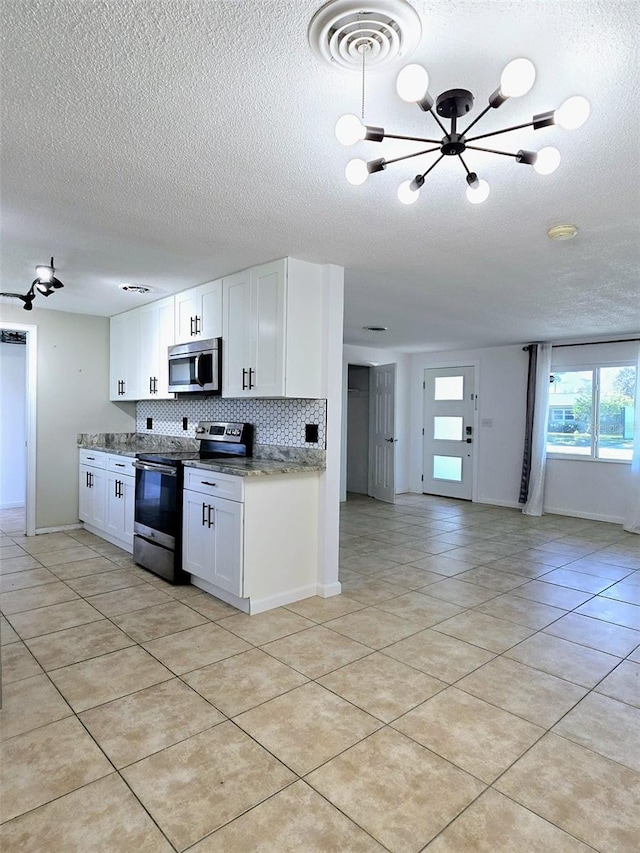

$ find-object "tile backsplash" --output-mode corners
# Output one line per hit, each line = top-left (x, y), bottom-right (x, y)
(136, 398), (327, 448)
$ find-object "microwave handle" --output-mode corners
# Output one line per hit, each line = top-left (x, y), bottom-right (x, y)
(195, 353), (204, 387)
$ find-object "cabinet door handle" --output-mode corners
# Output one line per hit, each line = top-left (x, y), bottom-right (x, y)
(86, 471), (89, 488)
(201, 481), (217, 487)
(242, 368), (247, 390)
(115, 463), (125, 467)
(121, 380), (125, 395)
(195, 316), (201, 336)
(153, 377), (158, 394)
(190, 317), (195, 336)
(207, 505), (214, 528)
(201, 502), (208, 527)
(248, 367), (254, 389)
(88, 472), (93, 488)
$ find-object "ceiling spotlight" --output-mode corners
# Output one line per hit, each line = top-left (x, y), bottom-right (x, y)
(332, 47), (588, 204)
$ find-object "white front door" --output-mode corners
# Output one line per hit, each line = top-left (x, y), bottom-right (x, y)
(423, 366), (475, 500)
(369, 363), (396, 503)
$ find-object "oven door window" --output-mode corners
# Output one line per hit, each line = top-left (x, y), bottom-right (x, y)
(169, 353), (213, 389)
(135, 468), (178, 537)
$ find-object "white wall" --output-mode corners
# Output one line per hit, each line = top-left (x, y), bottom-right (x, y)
(0, 341), (26, 507)
(342, 344), (411, 499)
(410, 346), (528, 506)
(0, 305), (136, 530)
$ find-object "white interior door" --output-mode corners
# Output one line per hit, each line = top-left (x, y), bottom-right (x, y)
(369, 363), (396, 503)
(423, 366), (475, 499)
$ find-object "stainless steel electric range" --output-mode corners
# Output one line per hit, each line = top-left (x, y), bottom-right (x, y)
(133, 421), (253, 583)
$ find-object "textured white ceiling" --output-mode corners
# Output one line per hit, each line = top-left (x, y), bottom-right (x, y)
(1, 0), (638, 351)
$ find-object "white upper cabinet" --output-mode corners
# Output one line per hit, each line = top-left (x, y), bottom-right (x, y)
(138, 296), (175, 398)
(109, 309), (139, 400)
(175, 279), (222, 343)
(222, 258), (323, 398)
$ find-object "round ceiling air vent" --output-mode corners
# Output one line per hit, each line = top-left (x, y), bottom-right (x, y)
(547, 224), (578, 241)
(119, 284), (154, 294)
(308, 0), (422, 71)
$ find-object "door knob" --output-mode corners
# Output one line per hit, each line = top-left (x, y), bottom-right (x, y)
(385, 438), (397, 443)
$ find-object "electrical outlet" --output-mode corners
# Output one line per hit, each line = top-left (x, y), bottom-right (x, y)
(305, 424), (319, 443)
(182, 417), (188, 430)
(146, 417), (153, 430)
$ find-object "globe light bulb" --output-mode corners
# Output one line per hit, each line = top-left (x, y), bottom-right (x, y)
(35, 265), (53, 282)
(500, 58), (536, 98)
(534, 146), (561, 175)
(396, 64), (429, 103)
(397, 180), (420, 205)
(335, 114), (366, 146)
(466, 179), (490, 204)
(554, 96), (590, 130)
(345, 158), (369, 186)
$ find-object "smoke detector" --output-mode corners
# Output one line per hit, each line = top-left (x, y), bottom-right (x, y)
(548, 224), (578, 241)
(308, 0), (422, 71)
(119, 284), (155, 294)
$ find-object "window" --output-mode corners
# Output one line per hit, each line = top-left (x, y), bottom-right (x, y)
(547, 365), (636, 461)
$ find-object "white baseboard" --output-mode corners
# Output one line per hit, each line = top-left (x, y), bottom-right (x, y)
(81, 523), (133, 552)
(474, 497), (523, 509)
(249, 583), (318, 614)
(0, 502), (25, 510)
(317, 581), (342, 598)
(543, 506), (623, 525)
(190, 577), (250, 613)
(35, 523), (83, 535)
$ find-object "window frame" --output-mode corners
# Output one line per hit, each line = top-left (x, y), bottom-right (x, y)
(546, 361), (636, 464)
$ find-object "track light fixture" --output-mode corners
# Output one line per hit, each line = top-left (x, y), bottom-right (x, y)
(336, 58), (590, 204)
(0, 257), (65, 310)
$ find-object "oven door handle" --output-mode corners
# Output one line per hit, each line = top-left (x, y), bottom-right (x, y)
(133, 461), (178, 477)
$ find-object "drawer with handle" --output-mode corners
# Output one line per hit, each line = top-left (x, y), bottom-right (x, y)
(79, 449), (107, 468)
(183, 467), (243, 502)
(107, 455), (136, 476)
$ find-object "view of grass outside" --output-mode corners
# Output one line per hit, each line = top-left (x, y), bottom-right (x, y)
(547, 365), (636, 461)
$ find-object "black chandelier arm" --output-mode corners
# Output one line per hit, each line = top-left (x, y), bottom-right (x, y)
(464, 144), (520, 158)
(383, 132), (442, 145)
(383, 146), (442, 167)
(419, 153), (446, 181)
(459, 104), (493, 138)
(465, 120), (534, 143)
(428, 108), (448, 135)
(457, 153), (473, 176)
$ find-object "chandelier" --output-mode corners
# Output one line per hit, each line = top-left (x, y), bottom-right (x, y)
(336, 58), (590, 204)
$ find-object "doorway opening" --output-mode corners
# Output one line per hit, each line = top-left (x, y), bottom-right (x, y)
(346, 362), (397, 504)
(0, 323), (37, 536)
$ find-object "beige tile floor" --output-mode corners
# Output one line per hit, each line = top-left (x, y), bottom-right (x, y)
(1, 495), (639, 852)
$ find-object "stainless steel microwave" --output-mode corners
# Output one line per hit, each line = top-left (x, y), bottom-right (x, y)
(167, 338), (221, 394)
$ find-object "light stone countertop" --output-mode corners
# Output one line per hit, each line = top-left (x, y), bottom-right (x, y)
(183, 458), (325, 477)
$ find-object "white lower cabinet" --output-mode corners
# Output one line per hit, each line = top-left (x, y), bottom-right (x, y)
(79, 462), (107, 530)
(182, 489), (243, 595)
(182, 466), (320, 614)
(78, 451), (135, 551)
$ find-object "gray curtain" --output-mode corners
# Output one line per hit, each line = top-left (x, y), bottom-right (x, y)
(519, 344), (537, 504)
